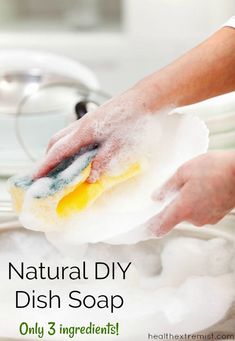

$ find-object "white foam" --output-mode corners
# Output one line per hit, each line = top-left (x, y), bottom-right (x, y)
(0, 231), (234, 339)
(16, 110), (209, 244)
(6, 108), (235, 340)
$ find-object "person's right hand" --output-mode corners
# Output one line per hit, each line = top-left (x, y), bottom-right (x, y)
(33, 87), (150, 183)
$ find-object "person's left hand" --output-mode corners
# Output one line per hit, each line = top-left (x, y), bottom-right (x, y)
(148, 151), (235, 237)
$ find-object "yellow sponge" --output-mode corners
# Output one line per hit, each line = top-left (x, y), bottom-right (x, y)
(57, 163), (141, 217)
(8, 148), (142, 231)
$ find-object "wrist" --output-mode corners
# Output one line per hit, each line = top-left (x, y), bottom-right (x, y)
(116, 85), (154, 116)
(133, 75), (178, 113)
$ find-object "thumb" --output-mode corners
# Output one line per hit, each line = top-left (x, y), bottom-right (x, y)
(87, 138), (120, 183)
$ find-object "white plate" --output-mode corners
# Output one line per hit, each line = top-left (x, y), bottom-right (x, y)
(209, 130), (235, 149)
(205, 111), (235, 134)
(176, 92), (235, 120)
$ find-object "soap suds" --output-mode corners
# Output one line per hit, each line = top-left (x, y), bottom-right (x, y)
(0, 229), (234, 339)
(6, 110), (225, 340)
(9, 111), (209, 242)
(10, 147), (97, 198)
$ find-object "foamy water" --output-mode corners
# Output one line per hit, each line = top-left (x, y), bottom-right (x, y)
(0, 229), (234, 340)
(14, 111), (209, 244)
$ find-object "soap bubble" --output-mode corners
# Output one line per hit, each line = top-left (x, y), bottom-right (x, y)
(0, 229), (234, 339)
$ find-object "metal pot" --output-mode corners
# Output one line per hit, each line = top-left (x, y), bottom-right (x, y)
(0, 50), (109, 176)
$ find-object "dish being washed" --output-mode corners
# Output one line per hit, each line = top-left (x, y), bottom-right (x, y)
(9, 111), (209, 246)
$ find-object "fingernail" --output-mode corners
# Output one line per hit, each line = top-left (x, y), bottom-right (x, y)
(87, 176), (96, 184)
(31, 170), (40, 180)
(147, 217), (161, 237)
(152, 224), (166, 238)
(152, 189), (165, 202)
(87, 170), (99, 183)
(146, 216), (168, 238)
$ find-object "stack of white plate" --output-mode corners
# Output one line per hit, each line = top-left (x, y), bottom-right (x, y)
(176, 92), (235, 231)
(176, 91), (235, 151)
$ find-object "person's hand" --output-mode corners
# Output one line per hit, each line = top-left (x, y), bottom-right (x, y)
(33, 87), (150, 182)
(148, 151), (235, 237)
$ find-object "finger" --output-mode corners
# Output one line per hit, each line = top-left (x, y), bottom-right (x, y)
(152, 169), (186, 202)
(46, 123), (76, 152)
(33, 127), (94, 179)
(87, 139), (120, 183)
(46, 113), (91, 152)
(147, 192), (187, 237)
